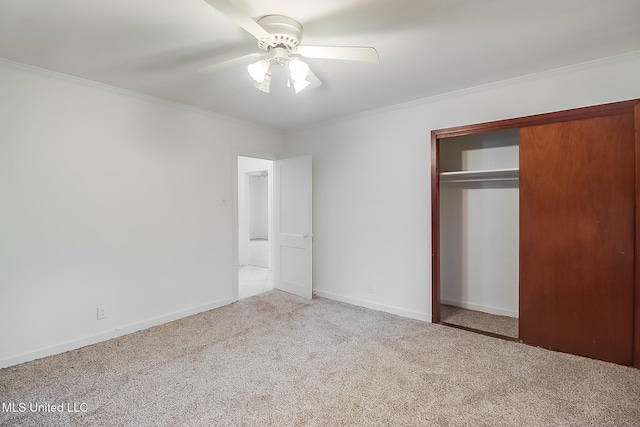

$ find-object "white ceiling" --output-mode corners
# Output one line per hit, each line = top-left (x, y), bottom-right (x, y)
(1, 0), (639, 130)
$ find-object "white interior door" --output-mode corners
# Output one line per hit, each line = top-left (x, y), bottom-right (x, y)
(274, 156), (312, 299)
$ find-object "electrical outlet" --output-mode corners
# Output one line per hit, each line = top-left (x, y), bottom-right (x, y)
(367, 283), (374, 295)
(97, 305), (107, 320)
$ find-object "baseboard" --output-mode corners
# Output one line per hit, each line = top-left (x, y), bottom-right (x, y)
(314, 290), (431, 322)
(440, 299), (518, 318)
(0, 297), (236, 369)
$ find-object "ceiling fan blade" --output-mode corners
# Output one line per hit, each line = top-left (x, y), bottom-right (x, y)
(198, 53), (264, 74)
(202, 0), (271, 42)
(297, 46), (379, 62)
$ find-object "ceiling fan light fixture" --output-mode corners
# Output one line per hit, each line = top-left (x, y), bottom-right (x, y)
(247, 59), (270, 83)
(288, 57), (310, 94)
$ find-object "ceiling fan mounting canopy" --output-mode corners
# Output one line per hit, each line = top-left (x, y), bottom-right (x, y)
(256, 15), (303, 53)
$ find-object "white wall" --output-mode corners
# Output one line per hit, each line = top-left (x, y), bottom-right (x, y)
(283, 51), (640, 321)
(249, 175), (269, 240)
(0, 60), (284, 368)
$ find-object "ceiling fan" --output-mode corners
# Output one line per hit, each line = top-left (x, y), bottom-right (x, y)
(201, 0), (379, 94)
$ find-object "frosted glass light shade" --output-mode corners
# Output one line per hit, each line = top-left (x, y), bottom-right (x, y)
(247, 60), (270, 83)
(288, 58), (310, 93)
(254, 73), (271, 93)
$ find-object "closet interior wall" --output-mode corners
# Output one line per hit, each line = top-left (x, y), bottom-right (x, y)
(439, 129), (520, 324)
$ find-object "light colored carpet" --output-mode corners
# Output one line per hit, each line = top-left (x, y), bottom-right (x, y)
(1, 290), (640, 426)
(441, 304), (519, 339)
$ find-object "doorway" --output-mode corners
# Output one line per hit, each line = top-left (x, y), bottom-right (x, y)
(238, 156), (274, 299)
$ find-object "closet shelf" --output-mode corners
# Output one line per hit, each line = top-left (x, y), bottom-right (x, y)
(440, 168), (519, 183)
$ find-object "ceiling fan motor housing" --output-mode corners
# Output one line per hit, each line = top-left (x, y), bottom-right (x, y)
(257, 15), (303, 52)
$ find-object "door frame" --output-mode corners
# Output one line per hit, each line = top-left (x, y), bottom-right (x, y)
(430, 100), (640, 363)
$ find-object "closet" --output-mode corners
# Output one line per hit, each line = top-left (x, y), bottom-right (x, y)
(431, 99), (640, 367)
(439, 129), (520, 339)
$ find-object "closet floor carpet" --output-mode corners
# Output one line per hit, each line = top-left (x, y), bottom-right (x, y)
(441, 304), (518, 339)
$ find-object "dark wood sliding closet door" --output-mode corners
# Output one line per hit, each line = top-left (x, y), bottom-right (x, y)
(635, 103), (640, 369)
(519, 113), (635, 365)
